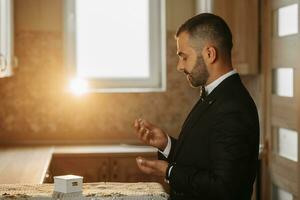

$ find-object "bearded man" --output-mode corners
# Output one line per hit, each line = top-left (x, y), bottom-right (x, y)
(133, 13), (259, 200)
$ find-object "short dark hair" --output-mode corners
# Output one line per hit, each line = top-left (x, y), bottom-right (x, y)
(176, 13), (233, 57)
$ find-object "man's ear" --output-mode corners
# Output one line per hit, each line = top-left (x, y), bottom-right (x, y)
(204, 46), (217, 64)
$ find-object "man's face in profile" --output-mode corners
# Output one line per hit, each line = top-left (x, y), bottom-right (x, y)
(176, 32), (209, 87)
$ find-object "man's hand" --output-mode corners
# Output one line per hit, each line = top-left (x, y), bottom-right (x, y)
(133, 118), (168, 151)
(136, 157), (168, 177)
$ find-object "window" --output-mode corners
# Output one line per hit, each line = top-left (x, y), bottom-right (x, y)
(278, 4), (298, 37)
(272, 185), (293, 200)
(277, 127), (298, 162)
(0, 0), (15, 78)
(272, 68), (294, 97)
(64, 0), (166, 93)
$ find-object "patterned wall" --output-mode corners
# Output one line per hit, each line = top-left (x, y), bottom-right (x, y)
(0, 0), (261, 145)
(0, 29), (201, 144)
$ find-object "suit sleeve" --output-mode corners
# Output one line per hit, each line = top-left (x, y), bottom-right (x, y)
(158, 136), (178, 162)
(168, 111), (258, 199)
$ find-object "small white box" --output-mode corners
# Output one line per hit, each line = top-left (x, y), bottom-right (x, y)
(54, 175), (83, 193)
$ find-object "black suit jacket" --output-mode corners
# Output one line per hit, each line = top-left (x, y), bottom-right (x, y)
(159, 74), (259, 200)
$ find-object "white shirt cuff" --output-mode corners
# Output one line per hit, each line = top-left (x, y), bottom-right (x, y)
(168, 165), (174, 177)
(158, 135), (171, 158)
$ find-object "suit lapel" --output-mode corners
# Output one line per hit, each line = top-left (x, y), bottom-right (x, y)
(172, 96), (216, 161)
(171, 73), (241, 161)
(181, 98), (203, 130)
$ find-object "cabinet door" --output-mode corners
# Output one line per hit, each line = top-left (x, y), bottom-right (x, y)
(109, 155), (169, 192)
(109, 155), (158, 182)
(213, 0), (259, 75)
(48, 155), (110, 183)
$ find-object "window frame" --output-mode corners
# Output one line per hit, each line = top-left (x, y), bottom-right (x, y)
(0, 0), (14, 78)
(63, 0), (166, 93)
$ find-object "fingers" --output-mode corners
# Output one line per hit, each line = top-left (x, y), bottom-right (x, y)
(136, 157), (156, 174)
(142, 120), (153, 129)
(134, 118), (152, 131)
(136, 157), (168, 177)
(136, 157), (156, 167)
(134, 118), (152, 142)
(141, 129), (151, 142)
(133, 118), (142, 138)
(133, 118), (142, 130)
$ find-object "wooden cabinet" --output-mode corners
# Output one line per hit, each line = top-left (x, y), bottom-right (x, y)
(45, 152), (168, 191)
(109, 156), (160, 182)
(47, 155), (110, 182)
(212, 0), (259, 75)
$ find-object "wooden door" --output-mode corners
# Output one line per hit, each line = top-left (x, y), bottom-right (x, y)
(262, 0), (300, 199)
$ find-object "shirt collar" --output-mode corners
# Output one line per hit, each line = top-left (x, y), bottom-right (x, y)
(205, 69), (237, 95)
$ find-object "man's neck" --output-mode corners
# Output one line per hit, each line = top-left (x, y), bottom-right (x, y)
(206, 66), (233, 86)
(204, 69), (236, 95)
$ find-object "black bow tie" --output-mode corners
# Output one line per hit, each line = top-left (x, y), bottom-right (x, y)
(200, 86), (207, 101)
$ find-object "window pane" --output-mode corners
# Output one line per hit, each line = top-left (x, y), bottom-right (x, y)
(273, 68), (293, 97)
(76, 0), (150, 78)
(272, 185), (293, 200)
(278, 4), (298, 37)
(278, 128), (298, 162)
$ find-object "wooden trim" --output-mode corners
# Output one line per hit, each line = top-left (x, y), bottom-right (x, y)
(272, 35), (300, 68)
(272, 0), (299, 10)
(271, 96), (298, 129)
(270, 154), (298, 195)
(260, 0), (272, 199)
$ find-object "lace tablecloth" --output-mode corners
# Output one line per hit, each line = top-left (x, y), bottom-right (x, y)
(0, 182), (169, 200)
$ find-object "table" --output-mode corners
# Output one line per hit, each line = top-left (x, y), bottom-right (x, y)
(0, 182), (169, 200)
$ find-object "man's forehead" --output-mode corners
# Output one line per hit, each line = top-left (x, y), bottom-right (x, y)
(176, 32), (190, 44)
(176, 32), (191, 54)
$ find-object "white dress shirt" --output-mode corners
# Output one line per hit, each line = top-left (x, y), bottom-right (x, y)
(159, 69), (237, 178)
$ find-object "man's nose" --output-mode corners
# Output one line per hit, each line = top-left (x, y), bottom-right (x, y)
(177, 62), (184, 72)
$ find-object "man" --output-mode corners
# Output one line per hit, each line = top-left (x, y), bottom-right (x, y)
(133, 13), (259, 200)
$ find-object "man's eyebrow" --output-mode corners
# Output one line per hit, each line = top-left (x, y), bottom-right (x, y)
(177, 52), (187, 57)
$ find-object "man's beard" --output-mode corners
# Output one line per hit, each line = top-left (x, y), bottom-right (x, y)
(185, 56), (209, 88)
